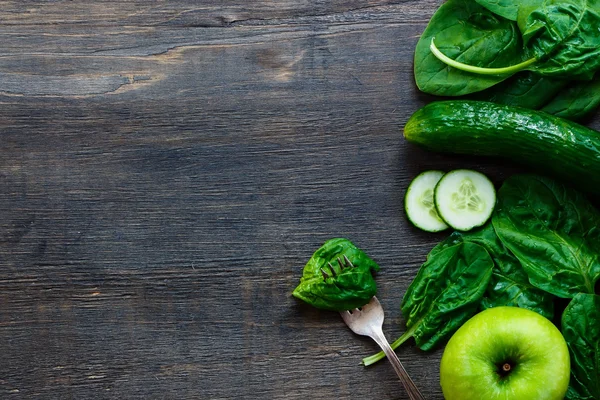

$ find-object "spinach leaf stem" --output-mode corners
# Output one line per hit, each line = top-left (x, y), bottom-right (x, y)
(430, 38), (537, 76)
(361, 323), (417, 366)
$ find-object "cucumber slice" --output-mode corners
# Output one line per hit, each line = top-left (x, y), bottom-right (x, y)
(404, 171), (449, 232)
(434, 169), (496, 231)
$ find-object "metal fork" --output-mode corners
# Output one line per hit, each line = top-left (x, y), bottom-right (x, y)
(333, 258), (425, 399)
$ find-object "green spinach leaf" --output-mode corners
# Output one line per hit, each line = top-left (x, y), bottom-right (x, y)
(562, 293), (600, 400)
(519, 0), (600, 80)
(292, 238), (379, 311)
(428, 0), (600, 88)
(414, 0), (523, 96)
(401, 242), (493, 350)
(541, 73), (600, 120)
(493, 175), (600, 298)
(474, 0), (540, 21)
(471, 71), (568, 109)
(362, 242), (493, 365)
(431, 223), (554, 319)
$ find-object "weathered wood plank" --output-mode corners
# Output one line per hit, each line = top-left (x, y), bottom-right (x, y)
(0, 1), (434, 25)
(0, 0), (440, 99)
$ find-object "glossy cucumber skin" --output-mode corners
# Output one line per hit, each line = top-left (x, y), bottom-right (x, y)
(404, 101), (600, 195)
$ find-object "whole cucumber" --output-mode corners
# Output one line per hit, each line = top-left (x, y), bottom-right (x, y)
(404, 101), (600, 196)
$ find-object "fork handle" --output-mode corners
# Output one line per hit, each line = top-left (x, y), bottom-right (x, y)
(371, 328), (426, 400)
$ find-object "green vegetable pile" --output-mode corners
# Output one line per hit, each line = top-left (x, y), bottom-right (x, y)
(293, 1), (600, 397)
(363, 174), (600, 400)
(402, 1), (600, 391)
(416, 0), (600, 120)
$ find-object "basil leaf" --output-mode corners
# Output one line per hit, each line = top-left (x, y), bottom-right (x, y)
(400, 242), (493, 350)
(493, 175), (600, 298)
(541, 73), (600, 120)
(414, 0), (523, 96)
(471, 71), (568, 109)
(432, 223), (554, 319)
(520, 0), (600, 80)
(292, 238), (379, 311)
(562, 293), (600, 400)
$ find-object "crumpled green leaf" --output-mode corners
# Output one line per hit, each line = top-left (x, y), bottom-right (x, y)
(519, 0), (600, 80)
(562, 293), (600, 400)
(493, 174), (600, 298)
(292, 238), (379, 311)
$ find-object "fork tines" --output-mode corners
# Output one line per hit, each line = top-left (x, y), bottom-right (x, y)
(321, 256), (355, 279)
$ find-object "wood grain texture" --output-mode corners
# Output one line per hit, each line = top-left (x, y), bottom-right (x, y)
(0, 1), (598, 399)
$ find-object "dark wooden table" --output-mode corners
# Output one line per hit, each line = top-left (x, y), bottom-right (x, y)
(1, 1), (598, 399)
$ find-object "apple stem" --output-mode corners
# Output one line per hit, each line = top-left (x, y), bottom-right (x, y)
(502, 363), (511, 372)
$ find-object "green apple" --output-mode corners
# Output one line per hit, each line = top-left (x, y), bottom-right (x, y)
(440, 306), (570, 400)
